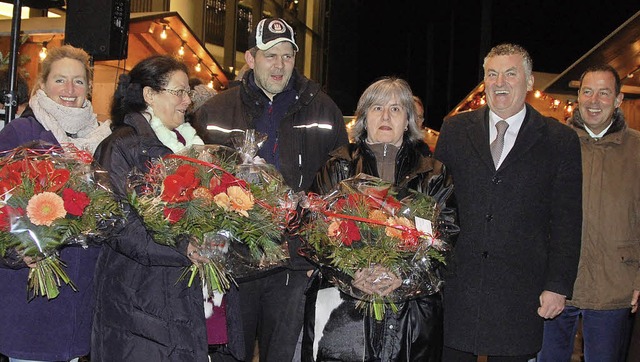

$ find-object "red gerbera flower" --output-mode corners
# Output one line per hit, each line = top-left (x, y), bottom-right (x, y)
(62, 188), (91, 216)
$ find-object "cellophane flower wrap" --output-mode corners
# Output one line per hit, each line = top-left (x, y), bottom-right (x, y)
(302, 173), (449, 320)
(127, 136), (297, 296)
(0, 143), (124, 300)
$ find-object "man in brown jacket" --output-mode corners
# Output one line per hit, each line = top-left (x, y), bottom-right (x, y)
(538, 64), (640, 361)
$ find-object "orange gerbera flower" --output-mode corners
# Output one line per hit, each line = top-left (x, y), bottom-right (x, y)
(226, 186), (254, 217)
(26, 192), (67, 226)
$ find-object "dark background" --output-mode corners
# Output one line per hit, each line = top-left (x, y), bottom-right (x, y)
(325, 0), (640, 131)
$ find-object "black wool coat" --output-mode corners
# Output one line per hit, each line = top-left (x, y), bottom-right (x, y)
(434, 105), (582, 356)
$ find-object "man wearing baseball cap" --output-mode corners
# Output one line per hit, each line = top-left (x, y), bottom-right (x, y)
(194, 17), (348, 362)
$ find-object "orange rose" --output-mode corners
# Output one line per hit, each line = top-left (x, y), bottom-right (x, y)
(385, 216), (414, 239)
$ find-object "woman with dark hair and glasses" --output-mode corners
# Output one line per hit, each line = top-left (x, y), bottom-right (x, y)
(91, 55), (209, 361)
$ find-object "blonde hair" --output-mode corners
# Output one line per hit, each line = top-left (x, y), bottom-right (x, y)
(33, 45), (92, 96)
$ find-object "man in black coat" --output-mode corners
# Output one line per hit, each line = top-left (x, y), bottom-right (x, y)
(434, 43), (582, 361)
(193, 18), (348, 362)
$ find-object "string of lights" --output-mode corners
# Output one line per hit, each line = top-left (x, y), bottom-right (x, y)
(149, 19), (221, 90)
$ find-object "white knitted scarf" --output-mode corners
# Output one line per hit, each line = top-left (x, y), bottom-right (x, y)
(29, 89), (112, 154)
(145, 107), (204, 153)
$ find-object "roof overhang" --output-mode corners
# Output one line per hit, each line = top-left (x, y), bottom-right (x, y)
(543, 10), (640, 99)
(0, 11), (229, 89)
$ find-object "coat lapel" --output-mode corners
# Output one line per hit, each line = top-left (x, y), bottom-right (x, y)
(465, 108), (495, 170)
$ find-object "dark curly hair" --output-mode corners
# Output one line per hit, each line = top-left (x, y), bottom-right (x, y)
(110, 55), (188, 127)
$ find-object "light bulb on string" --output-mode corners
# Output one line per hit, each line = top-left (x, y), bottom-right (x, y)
(39, 42), (48, 61)
(160, 25), (168, 40)
(195, 61), (202, 72)
(178, 43), (185, 56)
(208, 80), (214, 89)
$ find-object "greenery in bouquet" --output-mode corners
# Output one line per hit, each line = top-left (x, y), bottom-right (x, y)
(0, 145), (123, 300)
(302, 174), (448, 320)
(127, 144), (292, 295)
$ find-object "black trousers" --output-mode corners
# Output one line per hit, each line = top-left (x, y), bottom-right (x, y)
(443, 346), (535, 362)
(238, 269), (309, 361)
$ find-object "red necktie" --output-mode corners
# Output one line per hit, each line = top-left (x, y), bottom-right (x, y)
(173, 129), (186, 145)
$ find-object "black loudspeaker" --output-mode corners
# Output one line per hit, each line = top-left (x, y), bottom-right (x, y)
(64, 0), (131, 61)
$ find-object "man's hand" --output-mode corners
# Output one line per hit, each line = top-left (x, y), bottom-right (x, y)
(631, 289), (639, 313)
(538, 290), (566, 319)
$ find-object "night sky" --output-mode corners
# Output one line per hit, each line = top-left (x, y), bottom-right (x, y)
(326, 0), (640, 131)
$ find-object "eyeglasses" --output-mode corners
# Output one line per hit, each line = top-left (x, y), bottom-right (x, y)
(160, 88), (195, 99)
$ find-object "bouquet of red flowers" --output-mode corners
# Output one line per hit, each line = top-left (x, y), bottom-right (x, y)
(127, 141), (297, 296)
(302, 173), (450, 320)
(0, 144), (123, 299)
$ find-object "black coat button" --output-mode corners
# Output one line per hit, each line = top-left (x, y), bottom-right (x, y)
(485, 214), (493, 221)
(482, 251), (489, 258)
(492, 176), (502, 184)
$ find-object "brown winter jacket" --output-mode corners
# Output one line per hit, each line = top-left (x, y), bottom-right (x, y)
(567, 110), (640, 310)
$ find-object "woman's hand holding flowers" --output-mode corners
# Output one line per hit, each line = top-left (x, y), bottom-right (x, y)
(186, 240), (209, 265)
(352, 265), (402, 297)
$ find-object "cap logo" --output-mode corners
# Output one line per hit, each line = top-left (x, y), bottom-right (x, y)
(268, 20), (287, 34)
(252, 18), (299, 51)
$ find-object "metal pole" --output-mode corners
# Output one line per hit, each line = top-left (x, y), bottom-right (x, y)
(4, 0), (23, 125)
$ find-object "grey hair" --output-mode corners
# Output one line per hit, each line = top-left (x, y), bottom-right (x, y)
(483, 43), (533, 79)
(352, 77), (424, 142)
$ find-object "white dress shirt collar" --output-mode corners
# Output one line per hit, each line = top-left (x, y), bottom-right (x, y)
(489, 107), (526, 168)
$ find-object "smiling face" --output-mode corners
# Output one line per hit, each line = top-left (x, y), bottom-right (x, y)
(245, 42), (296, 99)
(41, 57), (88, 108)
(144, 70), (192, 130)
(483, 53), (534, 119)
(577, 70), (623, 134)
(365, 94), (408, 146)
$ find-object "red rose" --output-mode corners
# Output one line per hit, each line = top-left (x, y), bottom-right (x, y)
(30, 161), (70, 193)
(62, 188), (91, 216)
(163, 207), (186, 223)
(0, 163), (25, 195)
(0, 205), (24, 231)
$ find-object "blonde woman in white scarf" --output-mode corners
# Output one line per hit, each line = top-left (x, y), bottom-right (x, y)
(0, 45), (111, 362)
(0, 44), (111, 155)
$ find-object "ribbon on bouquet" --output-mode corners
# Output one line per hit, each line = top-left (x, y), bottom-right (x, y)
(304, 192), (439, 249)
